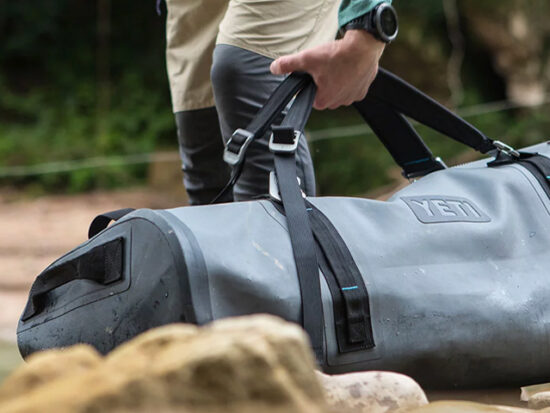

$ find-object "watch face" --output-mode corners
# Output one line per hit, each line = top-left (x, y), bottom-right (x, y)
(379, 7), (398, 38)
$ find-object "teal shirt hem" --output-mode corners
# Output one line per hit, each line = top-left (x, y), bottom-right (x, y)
(338, 0), (393, 28)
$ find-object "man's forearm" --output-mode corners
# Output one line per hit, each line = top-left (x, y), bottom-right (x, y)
(338, 0), (393, 28)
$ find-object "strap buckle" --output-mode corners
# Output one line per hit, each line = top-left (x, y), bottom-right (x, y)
(434, 156), (447, 169)
(493, 140), (520, 158)
(223, 129), (255, 166)
(269, 127), (301, 154)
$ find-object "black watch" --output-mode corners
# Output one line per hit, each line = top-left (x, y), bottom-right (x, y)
(341, 3), (398, 43)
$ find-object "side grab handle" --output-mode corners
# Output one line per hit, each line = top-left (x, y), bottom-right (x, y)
(21, 237), (124, 321)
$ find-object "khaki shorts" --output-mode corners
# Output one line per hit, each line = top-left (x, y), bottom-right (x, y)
(166, 0), (339, 112)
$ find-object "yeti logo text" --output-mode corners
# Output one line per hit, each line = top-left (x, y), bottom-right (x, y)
(401, 196), (491, 223)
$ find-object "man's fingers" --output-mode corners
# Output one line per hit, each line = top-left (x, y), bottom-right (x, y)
(270, 52), (307, 75)
(313, 100), (326, 111)
(270, 56), (297, 75)
(313, 94), (331, 110)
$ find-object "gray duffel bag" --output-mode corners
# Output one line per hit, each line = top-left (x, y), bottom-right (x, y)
(17, 70), (550, 389)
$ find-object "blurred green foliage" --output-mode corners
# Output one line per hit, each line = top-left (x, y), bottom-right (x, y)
(0, 0), (173, 193)
(1, 1), (549, 196)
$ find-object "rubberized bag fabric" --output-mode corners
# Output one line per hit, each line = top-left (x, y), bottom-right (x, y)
(17, 71), (550, 389)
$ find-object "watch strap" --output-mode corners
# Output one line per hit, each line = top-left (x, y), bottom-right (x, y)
(341, 2), (396, 43)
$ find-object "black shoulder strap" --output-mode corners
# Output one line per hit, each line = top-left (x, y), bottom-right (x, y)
(489, 152), (550, 200)
(365, 68), (495, 153)
(353, 68), (503, 178)
(354, 97), (446, 178)
(218, 67), (516, 187)
(217, 68), (502, 189)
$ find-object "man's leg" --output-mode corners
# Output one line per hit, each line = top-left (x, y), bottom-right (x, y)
(211, 0), (340, 201)
(165, 0), (232, 205)
(174, 108), (232, 204)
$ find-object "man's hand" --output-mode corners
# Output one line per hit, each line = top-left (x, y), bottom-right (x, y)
(270, 30), (385, 110)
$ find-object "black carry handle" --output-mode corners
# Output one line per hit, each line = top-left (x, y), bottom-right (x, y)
(365, 68), (495, 154)
(244, 72), (313, 140)
(276, 79), (317, 133)
(352, 68), (497, 178)
(354, 97), (446, 178)
(21, 237), (124, 321)
(218, 67), (498, 191)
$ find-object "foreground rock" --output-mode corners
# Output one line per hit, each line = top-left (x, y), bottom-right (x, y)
(0, 344), (101, 404)
(0, 315), (428, 413)
(404, 400), (548, 413)
(521, 383), (550, 409)
(318, 371), (427, 413)
(0, 316), (323, 413)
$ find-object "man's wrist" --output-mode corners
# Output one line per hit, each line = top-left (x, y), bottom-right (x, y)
(342, 29), (386, 53)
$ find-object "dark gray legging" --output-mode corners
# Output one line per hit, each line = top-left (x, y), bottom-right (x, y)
(175, 44), (315, 205)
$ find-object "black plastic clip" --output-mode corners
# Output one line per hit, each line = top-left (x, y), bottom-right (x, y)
(224, 129), (255, 166)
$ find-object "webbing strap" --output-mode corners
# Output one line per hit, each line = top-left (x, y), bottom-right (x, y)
(361, 68), (496, 154)
(489, 152), (550, 200)
(247, 72), (312, 138)
(270, 196), (375, 353)
(306, 201), (374, 351)
(21, 237), (124, 321)
(520, 155), (550, 200)
(354, 97), (446, 178)
(271, 83), (324, 362)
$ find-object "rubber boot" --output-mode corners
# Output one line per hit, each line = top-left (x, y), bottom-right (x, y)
(175, 107), (233, 205)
